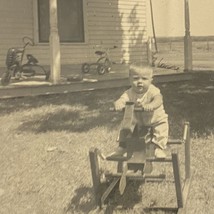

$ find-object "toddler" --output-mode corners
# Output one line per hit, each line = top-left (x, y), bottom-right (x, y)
(113, 63), (168, 158)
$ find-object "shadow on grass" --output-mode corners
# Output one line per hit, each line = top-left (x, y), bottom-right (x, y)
(17, 106), (123, 133)
(162, 76), (214, 136)
(1, 88), (125, 133)
(1, 74), (214, 136)
(108, 180), (143, 210)
(65, 181), (142, 214)
(65, 186), (95, 214)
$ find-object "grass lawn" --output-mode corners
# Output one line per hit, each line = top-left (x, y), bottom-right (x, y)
(0, 73), (213, 214)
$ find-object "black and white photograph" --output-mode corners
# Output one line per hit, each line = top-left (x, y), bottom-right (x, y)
(0, 0), (213, 213)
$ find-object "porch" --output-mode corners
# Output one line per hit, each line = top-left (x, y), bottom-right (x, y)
(0, 64), (192, 99)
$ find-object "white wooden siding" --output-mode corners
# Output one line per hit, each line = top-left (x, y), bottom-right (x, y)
(0, 0), (33, 67)
(0, 0), (148, 68)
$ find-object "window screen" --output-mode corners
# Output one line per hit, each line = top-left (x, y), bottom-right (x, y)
(38, 0), (85, 43)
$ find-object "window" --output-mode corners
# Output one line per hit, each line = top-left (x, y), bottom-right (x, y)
(37, 0), (85, 43)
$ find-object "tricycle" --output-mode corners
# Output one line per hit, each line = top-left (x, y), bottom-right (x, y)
(1, 36), (50, 86)
(81, 45), (117, 75)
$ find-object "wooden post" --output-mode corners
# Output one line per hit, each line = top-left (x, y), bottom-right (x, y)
(101, 178), (120, 206)
(49, 0), (61, 84)
(149, 0), (158, 53)
(184, 122), (191, 179)
(147, 37), (153, 66)
(172, 153), (183, 208)
(89, 148), (101, 207)
(184, 0), (192, 72)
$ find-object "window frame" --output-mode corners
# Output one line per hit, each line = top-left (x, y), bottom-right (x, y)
(33, 0), (88, 45)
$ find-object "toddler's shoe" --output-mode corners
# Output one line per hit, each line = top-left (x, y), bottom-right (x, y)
(107, 147), (127, 158)
(155, 148), (166, 158)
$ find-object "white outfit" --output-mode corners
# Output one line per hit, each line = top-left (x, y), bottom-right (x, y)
(115, 84), (168, 149)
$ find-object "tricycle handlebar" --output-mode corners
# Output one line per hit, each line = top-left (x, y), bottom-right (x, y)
(22, 37), (34, 48)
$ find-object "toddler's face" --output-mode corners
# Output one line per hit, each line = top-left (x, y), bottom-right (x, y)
(129, 69), (152, 93)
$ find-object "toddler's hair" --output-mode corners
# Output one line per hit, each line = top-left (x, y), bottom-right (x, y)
(129, 63), (153, 78)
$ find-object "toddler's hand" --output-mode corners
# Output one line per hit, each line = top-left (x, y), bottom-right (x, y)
(136, 98), (143, 107)
(142, 104), (154, 112)
(114, 102), (124, 111)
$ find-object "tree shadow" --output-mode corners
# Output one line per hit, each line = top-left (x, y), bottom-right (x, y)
(65, 186), (96, 214)
(108, 180), (143, 210)
(159, 76), (214, 136)
(0, 89), (121, 116)
(17, 106), (123, 133)
(1, 74), (213, 137)
(65, 181), (143, 214)
(0, 87), (126, 133)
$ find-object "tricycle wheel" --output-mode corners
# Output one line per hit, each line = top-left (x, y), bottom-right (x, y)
(45, 70), (50, 81)
(1, 72), (11, 86)
(104, 59), (111, 72)
(14, 71), (22, 80)
(106, 66), (111, 72)
(97, 64), (106, 75)
(82, 63), (90, 73)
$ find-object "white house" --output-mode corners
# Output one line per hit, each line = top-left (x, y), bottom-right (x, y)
(0, 0), (149, 72)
